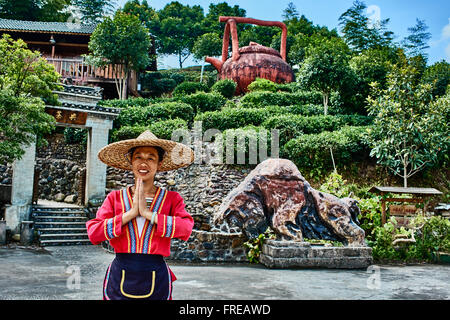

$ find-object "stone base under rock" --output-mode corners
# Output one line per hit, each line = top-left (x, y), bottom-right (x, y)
(260, 240), (373, 269)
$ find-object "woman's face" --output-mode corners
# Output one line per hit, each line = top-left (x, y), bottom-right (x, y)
(130, 146), (161, 182)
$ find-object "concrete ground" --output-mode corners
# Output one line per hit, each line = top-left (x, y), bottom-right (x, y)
(0, 245), (449, 300)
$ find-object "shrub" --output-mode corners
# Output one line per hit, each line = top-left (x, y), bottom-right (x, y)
(211, 79), (237, 98)
(240, 90), (323, 108)
(181, 91), (226, 113)
(64, 128), (87, 145)
(283, 125), (371, 173)
(247, 78), (277, 92)
(172, 81), (209, 97)
(99, 97), (152, 109)
(111, 118), (188, 142)
(221, 125), (279, 165)
(114, 102), (194, 128)
(194, 106), (286, 132)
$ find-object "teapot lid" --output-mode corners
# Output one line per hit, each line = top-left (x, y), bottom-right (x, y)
(239, 41), (281, 57)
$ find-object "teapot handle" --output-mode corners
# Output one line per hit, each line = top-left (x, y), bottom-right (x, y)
(219, 16), (288, 62)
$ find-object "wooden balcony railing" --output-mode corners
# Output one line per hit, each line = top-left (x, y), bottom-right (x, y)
(45, 57), (124, 83)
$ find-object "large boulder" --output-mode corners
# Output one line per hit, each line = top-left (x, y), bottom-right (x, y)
(214, 158), (366, 246)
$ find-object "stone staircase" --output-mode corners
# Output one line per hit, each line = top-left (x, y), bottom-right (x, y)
(32, 205), (91, 246)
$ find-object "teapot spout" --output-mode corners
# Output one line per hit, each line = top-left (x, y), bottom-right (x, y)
(205, 57), (223, 73)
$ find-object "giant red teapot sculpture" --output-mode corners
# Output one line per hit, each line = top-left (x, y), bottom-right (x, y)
(206, 16), (295, 95)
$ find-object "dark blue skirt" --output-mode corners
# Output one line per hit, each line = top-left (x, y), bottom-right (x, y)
(103, 253), (173, 300)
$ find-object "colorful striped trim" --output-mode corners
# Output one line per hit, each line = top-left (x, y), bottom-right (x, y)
(103, 263), (112, 300)
(164, 216), (173, 238)
(165, 262), (172, 300)
(105, 218), (115, 239)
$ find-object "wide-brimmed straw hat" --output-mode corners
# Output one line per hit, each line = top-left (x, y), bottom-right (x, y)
(98, 130), (194, 172)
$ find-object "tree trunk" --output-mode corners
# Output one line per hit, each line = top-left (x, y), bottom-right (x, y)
(179, 54), (183, 69)
(403, 162), (408, 188)
(200, 59), (205, 83)
(323, 92), (329, 115)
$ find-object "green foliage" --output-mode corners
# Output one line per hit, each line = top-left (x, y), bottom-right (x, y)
(222, 126), (277, 165)
(172, 81), (209, 97)
(111, 118), (188, 142)
(192, 32), (222, 60)
(240, 90), (322, 108)
(181, 91), (226, 113)
(338, 0), (394, 52)
(263, 114), (372, 146)
(243, 227), (276, 263)
(0, 0), (71, 22)
(86, 11), (151, 99)
(401, 18), (432, 59)
(297, 36), (355, 114)
(247, 78), (278, 93)
(194, 106), (286, 132)
(0, 35), (59, 163)
(366, 53), (449, 187)
(73, 0), (115, 24)
(114, 101), (194, 128)
(369, 216), (450, 262)
(211, 79), (237, 98)
(139, 72), (177, 97)
(152, 1), (205, 68)
(421, 60), (450, 98)
(283, 126), (370, 174)
(64, 128), (87, 145)
(99, 97), (153, 109)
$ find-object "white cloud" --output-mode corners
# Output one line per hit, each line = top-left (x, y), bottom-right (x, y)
(442, 18), (450, 39)
(446, 43), (450, 61)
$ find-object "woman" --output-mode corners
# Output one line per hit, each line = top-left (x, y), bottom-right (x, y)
(86, 130), (194, 300)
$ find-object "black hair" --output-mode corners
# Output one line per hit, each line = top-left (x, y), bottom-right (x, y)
(127, 146), (165, 163)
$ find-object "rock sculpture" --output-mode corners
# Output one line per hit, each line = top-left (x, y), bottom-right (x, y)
(214, 158), (367, 247)
(205, 16), (295, 95)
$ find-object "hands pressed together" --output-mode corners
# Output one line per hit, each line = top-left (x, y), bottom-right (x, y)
(122, 178), (158, 225)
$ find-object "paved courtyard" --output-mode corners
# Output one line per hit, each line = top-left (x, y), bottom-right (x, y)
(0, 245), (449, 300)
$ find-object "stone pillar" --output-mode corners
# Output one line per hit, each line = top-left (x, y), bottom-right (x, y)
(5, 139), (36, 234)
(85, 115), (113, 205)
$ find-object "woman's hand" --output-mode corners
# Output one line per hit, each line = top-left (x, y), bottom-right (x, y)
(121, 180), (140, 225)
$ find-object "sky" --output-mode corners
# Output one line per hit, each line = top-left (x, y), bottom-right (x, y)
(115, 0), (450, 69)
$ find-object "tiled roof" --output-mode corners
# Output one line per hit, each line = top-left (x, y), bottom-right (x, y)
(0, 18), (96, 34)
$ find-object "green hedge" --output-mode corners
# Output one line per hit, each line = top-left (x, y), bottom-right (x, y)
(114, 102), (194, 128)
(240, 90), (323, 107)
(262, 114), (373, 146)
(181, 91), (226, 113)
(221, 125), (278, 165)
(194, 106), (286, 132)
(211, 79), (237, 98)
(111, 118), (188, 142)
(172, 81), (209, 97)
(247, 78), (278, 92)
(98, 97), (152, 109)
(283, 125), (371, 171)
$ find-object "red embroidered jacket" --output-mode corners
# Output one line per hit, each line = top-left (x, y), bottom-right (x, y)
(86, 187), (194, 257)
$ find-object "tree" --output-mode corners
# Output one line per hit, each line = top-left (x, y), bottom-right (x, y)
(153, 1), (204, 68)
(72, 0), (116, 24)
(402, 18), (432, 58)
(339, 0), (394, 52)
(282, 2), (299, 21)
(421, 60), (450, 98)
(201, 1), (246, 35)
(297, 37), (355, 115)
(192, 32), (222, 82)
(86, 11), (151, 99)
(366, 53), (449, 187)
(0, 0), (71, 22)
(0, 34), (59, 163)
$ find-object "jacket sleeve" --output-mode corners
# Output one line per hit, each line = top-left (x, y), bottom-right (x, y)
(155, 192), (194, 241)
(86, 191), (124, 245)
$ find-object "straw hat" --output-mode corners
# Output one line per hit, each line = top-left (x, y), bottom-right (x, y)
(98, 130), (194, 172)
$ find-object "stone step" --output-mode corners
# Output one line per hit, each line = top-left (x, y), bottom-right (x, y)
(34, 216), (87, 222)
(40, 239), (92, 246)
(40, 233), (89, 240)
(38, 227), (87, 234)
(32, 209), (86, 216)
